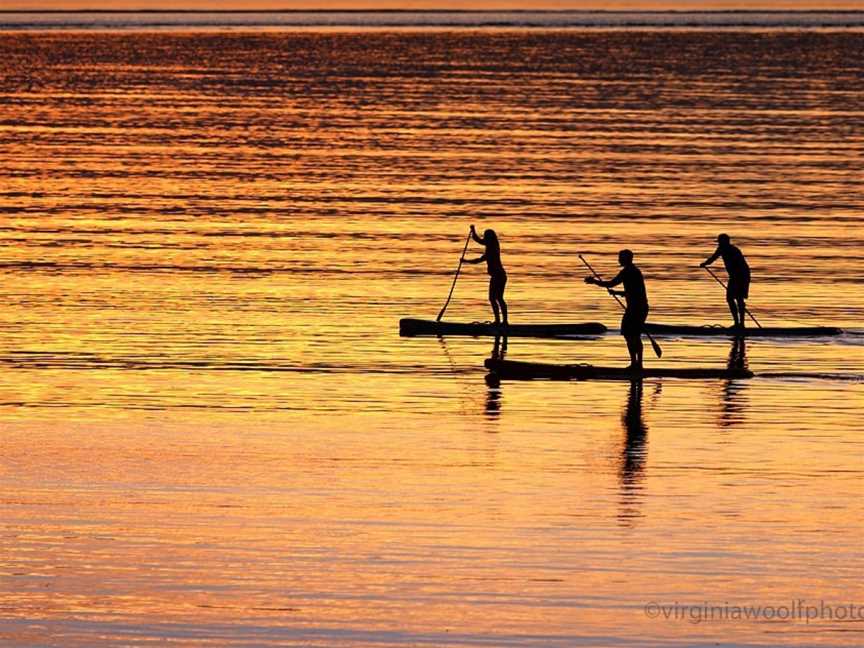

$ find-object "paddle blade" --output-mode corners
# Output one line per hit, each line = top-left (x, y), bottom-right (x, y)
(649, 335), (663, 358)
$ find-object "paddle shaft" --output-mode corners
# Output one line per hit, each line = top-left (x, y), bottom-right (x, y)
(579, 254), (662, 358)
(437, 229), (472, 322)
(703, 266), (763, 328)
(579, 255), (626, 310)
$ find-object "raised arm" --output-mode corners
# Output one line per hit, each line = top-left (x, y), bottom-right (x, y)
(701, 246), (721, 268)
(469, 224), (485, 245)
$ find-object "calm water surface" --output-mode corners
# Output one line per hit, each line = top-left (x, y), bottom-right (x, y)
(1, 30), (863, 647)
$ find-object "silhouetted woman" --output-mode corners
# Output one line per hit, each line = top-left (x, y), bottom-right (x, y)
(463, 225), (508, 327)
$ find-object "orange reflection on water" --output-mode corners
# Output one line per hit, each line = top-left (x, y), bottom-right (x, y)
(0, 29), (862, 647)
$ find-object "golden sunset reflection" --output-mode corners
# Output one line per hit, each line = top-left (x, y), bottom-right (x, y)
(0, 28), (862, 647)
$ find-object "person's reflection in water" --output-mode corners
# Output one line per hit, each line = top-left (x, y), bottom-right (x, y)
(720, 336), (749, 428)
(484, 335), (507, 419)
(728, 335), (746, 370)
(619, 378), (648, 526)
(490, 334), (508, 361)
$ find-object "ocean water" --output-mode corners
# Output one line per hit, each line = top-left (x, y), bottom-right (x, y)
(1, 28), (863, 647)
(2, 10), (864, 30)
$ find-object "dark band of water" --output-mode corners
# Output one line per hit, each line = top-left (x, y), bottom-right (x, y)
(3, 10), (864, 30)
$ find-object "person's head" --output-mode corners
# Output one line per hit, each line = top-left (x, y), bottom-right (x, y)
(618, 249), (634, 266)
(484, 229), (498, 244)
(717, 233), (731, 247)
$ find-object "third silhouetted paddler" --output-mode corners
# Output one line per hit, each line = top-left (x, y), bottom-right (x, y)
(584, 249), (649, 369)
(462, 225), (508, 327)
(701, 233), (751, 329)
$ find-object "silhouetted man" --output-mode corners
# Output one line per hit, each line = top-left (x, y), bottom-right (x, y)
(585, 249), (649, 369)
(701, 233), (750, 329)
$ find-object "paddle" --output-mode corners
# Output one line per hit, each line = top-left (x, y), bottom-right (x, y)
(702, 266), (763, 328)
(579, 254), (663, 359)
(436, 229), (472, 322)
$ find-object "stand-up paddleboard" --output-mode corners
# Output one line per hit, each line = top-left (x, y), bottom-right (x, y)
(642, 323), (843, 337)
(399, 318), (607, 338)
(485, 358), (754, 381)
